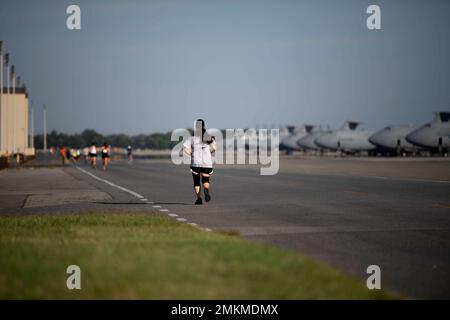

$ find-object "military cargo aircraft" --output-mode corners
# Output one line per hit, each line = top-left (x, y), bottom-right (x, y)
(280, 125), (314, 152)
(406, 112), (450, 154)
(369, 125), (420, 155)
(314, 121), (375, 153)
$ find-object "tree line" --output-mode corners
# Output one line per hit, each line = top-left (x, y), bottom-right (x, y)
(34, 129), (178, 150)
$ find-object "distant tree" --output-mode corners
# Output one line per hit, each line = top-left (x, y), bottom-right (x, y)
(67, 134), (86, 148)
(132, 134), (147, 149)
(34, 134), (43, 149)
(108, 134), (132, 148)
(81, 129), (104, 146)
(33, 129), (179, 150)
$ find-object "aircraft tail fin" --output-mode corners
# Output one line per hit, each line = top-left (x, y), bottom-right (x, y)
(435, 111), (450, 123)
(305, 125), (314, 133)
(342, 121), (361, 130)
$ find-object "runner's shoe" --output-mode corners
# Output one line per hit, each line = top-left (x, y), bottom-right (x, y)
(204, 188), (211, 202)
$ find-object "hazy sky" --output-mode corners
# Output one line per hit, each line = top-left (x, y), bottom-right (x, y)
(1, 0), (449, 134)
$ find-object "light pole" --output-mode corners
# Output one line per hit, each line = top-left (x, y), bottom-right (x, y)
(11, 65), (15, 156)
(30, 99), (34, 149)
(0, 41), (3, 153)
(17, 76), (23, 154)
(5, 53), (9, 154)
(43, 104), (47, 152)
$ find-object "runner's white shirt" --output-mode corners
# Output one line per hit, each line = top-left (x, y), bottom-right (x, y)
(183, 136), (215, 168)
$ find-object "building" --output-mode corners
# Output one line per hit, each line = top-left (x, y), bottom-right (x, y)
(0, 87), (34, 159)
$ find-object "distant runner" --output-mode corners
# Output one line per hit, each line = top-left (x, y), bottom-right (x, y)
(71, 149), (80, 162)
(59, 147), (66, 166)
(89, 143), (97, 168)
(65, 148), (71, 162)
(102, 143), (111, 171)
(126, 145), (133, 164)
(183, 119), (216, 205)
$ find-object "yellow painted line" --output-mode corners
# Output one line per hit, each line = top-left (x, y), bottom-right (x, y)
(431, 203), (450, 209)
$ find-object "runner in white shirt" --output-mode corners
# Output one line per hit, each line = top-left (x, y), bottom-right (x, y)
(183, 119), (216, 205)
(89, 143), (97, 168)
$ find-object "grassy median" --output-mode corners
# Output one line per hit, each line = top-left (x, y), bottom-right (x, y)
(0, 213), (390, 299)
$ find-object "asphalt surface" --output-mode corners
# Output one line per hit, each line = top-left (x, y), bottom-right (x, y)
(63, 158), (450, 299)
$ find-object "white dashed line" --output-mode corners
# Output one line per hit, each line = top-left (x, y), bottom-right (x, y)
(76, 165), (212, 233)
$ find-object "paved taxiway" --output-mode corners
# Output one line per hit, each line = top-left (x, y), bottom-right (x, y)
(65, 158), (450, 299)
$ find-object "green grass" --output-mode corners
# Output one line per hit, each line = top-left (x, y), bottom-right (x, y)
(0, 213), (391, 299)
